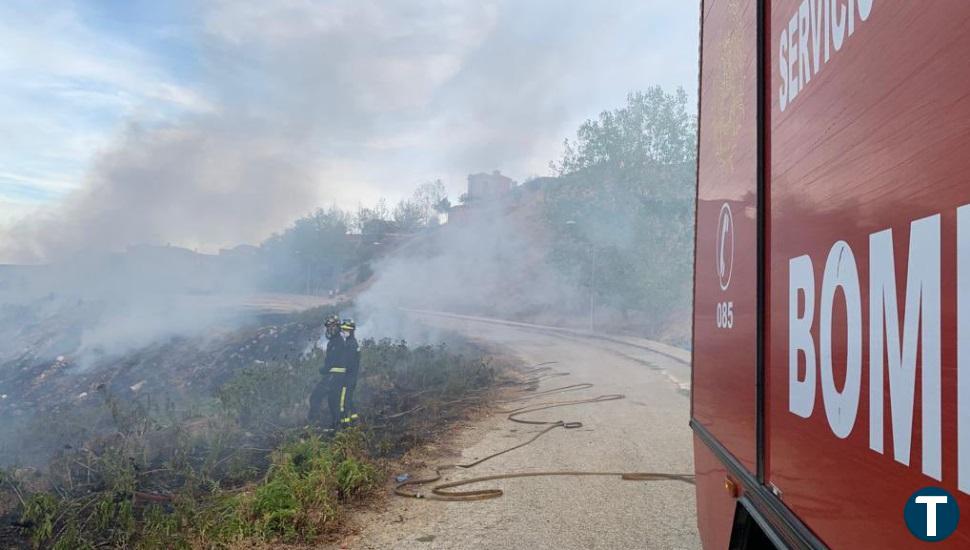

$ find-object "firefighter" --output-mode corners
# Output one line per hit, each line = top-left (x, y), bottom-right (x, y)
(308, 315), (348, 429)
(340, 319), (361, 425)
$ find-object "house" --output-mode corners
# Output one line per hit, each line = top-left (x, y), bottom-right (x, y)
(466, 170), (513, 202)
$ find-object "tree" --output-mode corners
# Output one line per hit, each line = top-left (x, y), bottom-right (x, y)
(256, 180), (451, 293)
(545, 86), (697, 325)
(434, 197), (451, 214)
(356, 199), (393, 240)
(412, 179), (448, 222)
(392, 199), (426, 233)
(261, 206), (352, 293)
(552, 86), (696, 176)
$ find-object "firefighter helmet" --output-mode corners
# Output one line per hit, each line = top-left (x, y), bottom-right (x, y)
(324, 314), (341, 339)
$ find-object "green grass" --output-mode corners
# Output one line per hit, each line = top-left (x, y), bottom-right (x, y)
(242, 431), (379, 542)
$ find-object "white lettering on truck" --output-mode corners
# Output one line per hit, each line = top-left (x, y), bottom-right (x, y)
(789, 254), (816, 418)
(869, 215), (941, 480)
(787, 208), (966, 489)
(821, 240), (862, 439)
(779, 0), (875, 112)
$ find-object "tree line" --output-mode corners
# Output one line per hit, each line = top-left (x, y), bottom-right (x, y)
(258, 85), (698, 340)
(258, 180), (450, 294)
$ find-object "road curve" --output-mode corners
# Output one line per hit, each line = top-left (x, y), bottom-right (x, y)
(341, 312), (699, 550)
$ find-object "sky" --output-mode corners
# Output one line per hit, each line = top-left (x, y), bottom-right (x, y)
(0, 0), (699, 263)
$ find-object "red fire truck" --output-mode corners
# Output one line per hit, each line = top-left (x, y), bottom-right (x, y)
(692, 1), (970, 547)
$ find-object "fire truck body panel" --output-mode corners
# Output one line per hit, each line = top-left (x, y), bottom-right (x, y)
(694, 1), (970, 547)
(693, 0), (759, 474)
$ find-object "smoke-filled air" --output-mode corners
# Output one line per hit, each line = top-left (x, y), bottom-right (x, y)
(0, 1), (699, 546)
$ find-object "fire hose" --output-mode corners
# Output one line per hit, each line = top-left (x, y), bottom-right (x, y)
(393, 363), (695, 501)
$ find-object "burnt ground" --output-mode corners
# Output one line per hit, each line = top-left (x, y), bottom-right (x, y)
(0, 302), (341, 467)
(0, 300), (526, 547)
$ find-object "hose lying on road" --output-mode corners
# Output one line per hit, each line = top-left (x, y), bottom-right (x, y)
(380, 363), (570, 422)
(397, 469), (695, 502)
(393, 363), (695, 502)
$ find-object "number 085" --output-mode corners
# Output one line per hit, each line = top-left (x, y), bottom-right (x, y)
(716, 301), (734, 329)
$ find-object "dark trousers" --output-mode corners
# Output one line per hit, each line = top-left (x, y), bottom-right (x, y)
(327, 378), (348, 428)
(345, 379), (357, 413)
(310, 374), (360, 428)
(309, 374), (349, 428)
(308, 377), (328, 425)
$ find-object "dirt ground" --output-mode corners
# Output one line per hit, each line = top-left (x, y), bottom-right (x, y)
(330, 313), (699, 550)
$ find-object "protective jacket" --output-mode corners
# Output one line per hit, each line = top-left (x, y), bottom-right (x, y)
(343, 334), (361, 419)
(323, 334), (347, 375)
(344, 334), (360, 380)
(309, 334), (350, 428)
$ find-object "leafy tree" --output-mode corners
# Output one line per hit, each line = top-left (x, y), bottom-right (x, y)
(552, 86), (696, 176)
(391, 180), (449, 231)
(434, 196), (451, 214)
(261, 206), (353, 293)
(545, 86), (696, 325)
(392, 199), (426, 233)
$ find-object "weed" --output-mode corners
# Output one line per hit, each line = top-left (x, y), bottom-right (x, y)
(216, 358), (316, 429)
(240, 430), (378, 542)
(21, 493), (57, 545)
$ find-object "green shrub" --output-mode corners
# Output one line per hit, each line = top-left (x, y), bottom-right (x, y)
(239, 430), (378, 542)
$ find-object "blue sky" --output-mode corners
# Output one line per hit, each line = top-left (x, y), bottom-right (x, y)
(0, 0), (208, 220)
(0, 0), (699, 261)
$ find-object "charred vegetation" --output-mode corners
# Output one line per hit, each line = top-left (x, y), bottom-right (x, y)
(0, 305), (506, 548)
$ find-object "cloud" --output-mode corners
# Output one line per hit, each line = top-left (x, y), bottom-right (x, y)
(2, 122), (328, 262)
(0, 0), (699, 263)
(0, 1), (212, 234)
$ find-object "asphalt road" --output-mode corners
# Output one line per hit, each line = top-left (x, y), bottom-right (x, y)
(343, 313), (699, 550)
